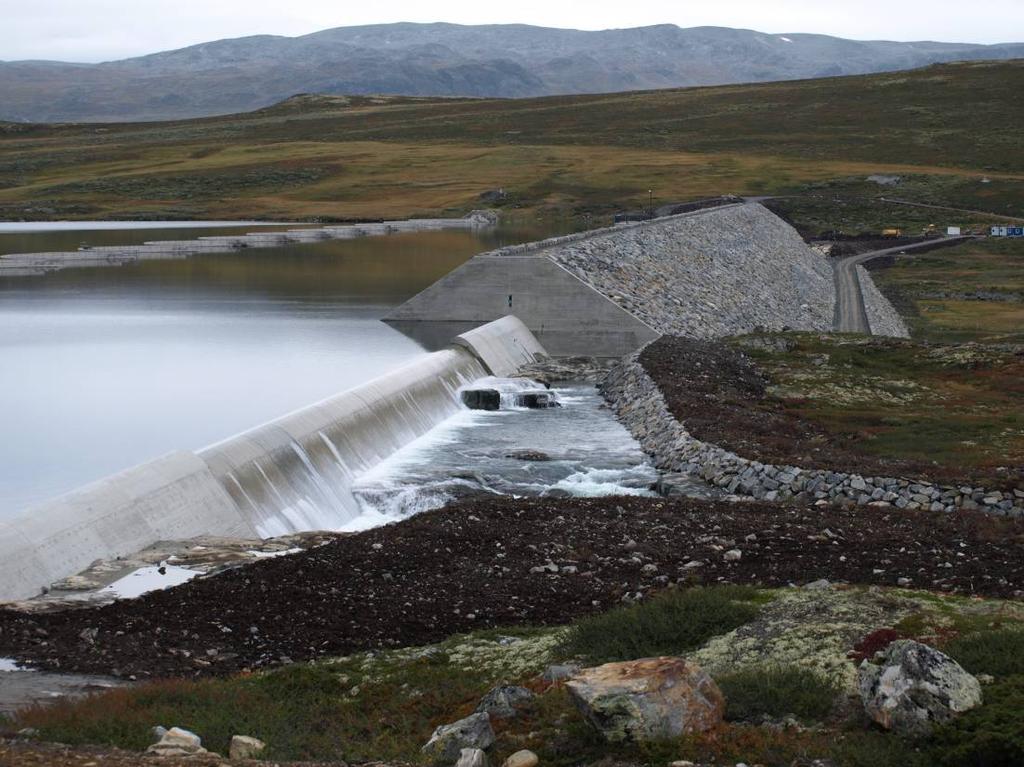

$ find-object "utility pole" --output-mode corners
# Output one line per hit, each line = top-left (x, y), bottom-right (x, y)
(648, 189), (654, 219)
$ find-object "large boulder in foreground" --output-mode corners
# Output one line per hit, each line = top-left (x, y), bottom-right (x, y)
(422, 712), (495, 764)
(858, 640), (982, 736)
(566, 657), (724, 742)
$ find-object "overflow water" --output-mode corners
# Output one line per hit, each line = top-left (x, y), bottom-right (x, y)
(346, 379), (658, 532)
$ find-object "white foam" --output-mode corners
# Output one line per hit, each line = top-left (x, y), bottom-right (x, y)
(98, 565), (200, 599)
(0, 657), (29, 672)
(550, 468), (658, 498)
(246, 548), (303, 558)
(780, 36), (794, 42)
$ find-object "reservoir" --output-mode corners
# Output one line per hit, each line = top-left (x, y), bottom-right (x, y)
(0, 221), (567, 518)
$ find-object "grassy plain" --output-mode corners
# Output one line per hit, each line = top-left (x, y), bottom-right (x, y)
(868, 238), (1024, 342)
(737, 334), (1024, 476)
(0, 60), (1022, 224)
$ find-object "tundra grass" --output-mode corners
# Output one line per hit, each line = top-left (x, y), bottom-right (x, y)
(868, 238), (1024, 343)
(1, 60), (1022, 223)
(735, 334), (1024, 474)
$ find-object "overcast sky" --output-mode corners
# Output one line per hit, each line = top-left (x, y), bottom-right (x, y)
(4, 0), (1023, 62)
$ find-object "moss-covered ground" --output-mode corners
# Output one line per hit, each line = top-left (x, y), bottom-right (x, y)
(8, 585), (1023, 767)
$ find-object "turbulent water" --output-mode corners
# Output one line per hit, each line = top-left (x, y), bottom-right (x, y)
(347, 379), (658, 531)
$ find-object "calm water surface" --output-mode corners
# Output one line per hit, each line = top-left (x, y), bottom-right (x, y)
(0, 221), (569, 517)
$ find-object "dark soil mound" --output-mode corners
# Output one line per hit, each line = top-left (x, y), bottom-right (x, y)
(1, 497), (1022, 681)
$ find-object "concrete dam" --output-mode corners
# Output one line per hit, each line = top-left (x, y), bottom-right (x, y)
(387, 203), (842, 356)
(0, 316), (545, 602)
(0, 204), (907, 602)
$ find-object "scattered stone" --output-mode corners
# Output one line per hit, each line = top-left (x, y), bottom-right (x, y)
(724, 549), (742, 562)
(422, 713), (495, 764)
(476, 685), (535, 718)
(505, 450), (552, 462)
(566, 657), (724, 742)
(456, 748), (490, 767)
(501, 749), (539, 767)
(146, 727), (207, 758)
(858, 640), (982, 736)
(229, 735), (265, 760)
(804, 579), (832, 590)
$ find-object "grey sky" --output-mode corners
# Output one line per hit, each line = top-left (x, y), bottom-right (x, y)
(4, 0), (1023, 62)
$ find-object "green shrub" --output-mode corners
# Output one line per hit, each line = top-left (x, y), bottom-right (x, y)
(944, 627), (1024, 678)
(929, 676), (1024, 767)
(717, 665), (840, 723)
(827, 731), (932, 767)
(556, 586), (763, 665)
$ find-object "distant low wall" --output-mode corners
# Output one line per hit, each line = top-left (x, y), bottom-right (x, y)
(0, 315), (543, 602)
(0, 211), (498, 277)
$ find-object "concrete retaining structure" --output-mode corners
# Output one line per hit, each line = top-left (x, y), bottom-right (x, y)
(0, 211), (498, 277)
(387, 203), (846, 357)
(0, 316), (544, 602)
(601, 354), (1024, 518)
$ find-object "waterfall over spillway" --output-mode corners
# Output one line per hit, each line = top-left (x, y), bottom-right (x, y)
(199, 348), (488, 537)
(0, 316), (544, 602)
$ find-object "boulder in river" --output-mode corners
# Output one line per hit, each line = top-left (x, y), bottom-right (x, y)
(858, 639), (982, 736)
(514, 391), (559, 409)
(422, 712), (495, 764)
(566, 657), (724, 742)
(462, 389), (501, 411)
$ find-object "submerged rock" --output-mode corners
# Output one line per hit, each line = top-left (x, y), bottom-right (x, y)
(566, 657), (724, 742)
(857, 639), (982, 736)
(462, 389), (501, 411)
(422, 712), (495, 764)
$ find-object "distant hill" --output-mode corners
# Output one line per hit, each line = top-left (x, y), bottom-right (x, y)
(2, 22), (1023, 122)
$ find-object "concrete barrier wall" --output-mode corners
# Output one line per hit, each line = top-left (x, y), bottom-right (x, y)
(0, 316), (544, 601)
(0, 452), (251, 602)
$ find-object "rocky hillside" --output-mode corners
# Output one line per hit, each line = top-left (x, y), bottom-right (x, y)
(3, 23), (1023, 122)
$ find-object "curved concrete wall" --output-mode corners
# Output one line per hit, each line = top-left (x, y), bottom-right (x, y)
(0, 316), (544, 602)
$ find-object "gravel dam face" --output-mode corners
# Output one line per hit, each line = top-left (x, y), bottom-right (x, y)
(387, 203), (842, 357)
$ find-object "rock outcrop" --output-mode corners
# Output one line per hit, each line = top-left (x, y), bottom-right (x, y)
(566, 657), (724, 742)
(858, 640), (982, 736)
(422, 713), (495, 764)
(146, 727), (208, 758)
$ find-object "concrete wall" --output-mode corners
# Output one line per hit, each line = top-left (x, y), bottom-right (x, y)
(0, 452), (251, 602)
(387, 255), (660, 357)
(0, 316), (544, 602)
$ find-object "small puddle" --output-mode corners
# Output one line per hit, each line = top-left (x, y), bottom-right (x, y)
(1, 659), (126, 715)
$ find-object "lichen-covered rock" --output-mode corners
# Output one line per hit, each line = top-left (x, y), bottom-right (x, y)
(421, 713), (495, 764)
(146, 727), (207, 757)
(475, 685), (535, 718)
(566, 657), (724, 742)
(858, 640), (982, 736)
(229, 735), (266, 760)
(456, 748), (489, 767)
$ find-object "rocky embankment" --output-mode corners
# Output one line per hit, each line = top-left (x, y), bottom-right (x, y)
(601, 345), (1024, 518)
(546, 204), (838, 338)
(857, 265), (910, 337)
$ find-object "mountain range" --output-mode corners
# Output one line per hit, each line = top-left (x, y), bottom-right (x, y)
(2, 23), (1023, 123)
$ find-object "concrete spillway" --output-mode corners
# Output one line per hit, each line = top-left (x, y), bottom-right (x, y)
(0, 316), (544, 602)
